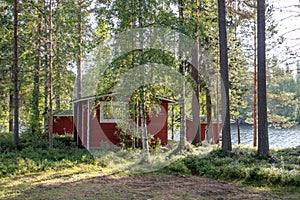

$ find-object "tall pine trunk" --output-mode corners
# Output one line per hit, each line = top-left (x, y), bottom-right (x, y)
(253, 19), (257, 147)
(13, 0), (19, 146)
(48, 0), (53, 148)
(75, 1), (83, 145)
(218, 0), (232, 152)
(206, 87), (212, 142)
(178, 63), (187, 151)
(191, 0), (200, 145)
(257, 0), (269, 157)
(9, 92), (13, 132)
(44, 51), (49, 137)
(54, 0), (61, 111)
(177, 0), (187, 152)
(32, 0), (43, 134)
(138, 0), (150, 162)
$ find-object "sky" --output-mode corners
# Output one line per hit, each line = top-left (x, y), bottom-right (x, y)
(270, 0), (300, 74)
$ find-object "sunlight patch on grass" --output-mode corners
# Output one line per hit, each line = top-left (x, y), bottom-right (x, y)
(90, 141), (215, 174)
(0, 165), (102, 199)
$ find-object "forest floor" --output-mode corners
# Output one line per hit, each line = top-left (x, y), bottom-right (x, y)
(1, 135), (299, 200)
(0, 166), (297, 200)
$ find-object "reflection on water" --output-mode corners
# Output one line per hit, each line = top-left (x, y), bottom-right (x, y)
(231, 124), (300, 148)
(169, 124), (300, 149)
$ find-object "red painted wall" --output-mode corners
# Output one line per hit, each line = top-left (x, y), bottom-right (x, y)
(186, 119), (222, 144)
(53, 116), (74, 135)
(69, 99), (170, 149)
(89, 101), (169, 148)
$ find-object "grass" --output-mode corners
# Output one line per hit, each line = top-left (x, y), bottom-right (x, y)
(0, 132), (299, 199)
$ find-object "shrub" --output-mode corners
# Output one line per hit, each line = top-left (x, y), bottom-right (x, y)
(165, 146), (300, 187)
(0, 133), (99, 178)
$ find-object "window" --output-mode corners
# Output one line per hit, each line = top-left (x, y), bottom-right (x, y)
(100, 102), (127, 123)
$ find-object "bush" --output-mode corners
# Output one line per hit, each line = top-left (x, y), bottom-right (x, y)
(165, 146), (300, 187)
(0, 133), (99, 177)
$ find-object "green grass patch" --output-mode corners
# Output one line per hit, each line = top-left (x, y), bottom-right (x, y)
(1, 132), (299, 199)
(0, 132), (102, 178)
(163, 145), (300, 187)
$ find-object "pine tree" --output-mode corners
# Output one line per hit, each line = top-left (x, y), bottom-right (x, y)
(257, 0), (269, 158)
(218, 0), (232, 152)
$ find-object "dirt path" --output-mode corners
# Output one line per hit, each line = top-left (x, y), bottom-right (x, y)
(5, 173), (287, 200)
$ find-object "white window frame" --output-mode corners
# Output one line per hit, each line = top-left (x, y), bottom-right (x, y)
(100, 101), (127, 123)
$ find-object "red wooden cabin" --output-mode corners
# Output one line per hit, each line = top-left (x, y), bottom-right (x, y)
(53, 94), (222, 148)
(54, 94), (174, 149)
(53, 110), (74, 135)
(186, 118), (222, 144)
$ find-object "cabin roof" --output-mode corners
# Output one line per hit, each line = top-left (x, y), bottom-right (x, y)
(54, 110), (73, 116)
(72, 92), (176, 104)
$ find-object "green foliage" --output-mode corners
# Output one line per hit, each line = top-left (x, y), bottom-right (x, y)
(0, 133), (99, 178)
(163, 160), (190, 175)
(164, 146), (300, 187)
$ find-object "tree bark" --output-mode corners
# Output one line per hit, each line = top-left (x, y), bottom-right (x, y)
(237, 118), (241, 144)
(138, 0), (150, 162)
(48, 0), (53, 148)
(13, 0), (19, 146)
(257, 0), (269, 157)
(191, 46), (200, 145)
(253, 19), (257, 147)
(191, 0), (201, 145)
(206, 87), (212, 143)
(218, 0), (232, 152)
(32, 0), (43, 134)
(178, 74), (186, 151)
(75, 1), (83, 145)
(177, 0), (187, 152)
(9, 92), (13, 132)
(44, 52), (49, 137)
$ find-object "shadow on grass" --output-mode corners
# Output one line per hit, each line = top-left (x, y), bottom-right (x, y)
(1, 170), (286, 200)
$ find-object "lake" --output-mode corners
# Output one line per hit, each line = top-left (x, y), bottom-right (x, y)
(231, 124), (300, 148)
(169, 124), (300, 149)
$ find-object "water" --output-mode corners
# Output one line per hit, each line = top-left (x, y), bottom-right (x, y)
(231, 124), (300, 148)
(169, 124), (300, 149)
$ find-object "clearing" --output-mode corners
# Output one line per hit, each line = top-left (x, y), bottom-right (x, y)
(0, 167), (290, 200)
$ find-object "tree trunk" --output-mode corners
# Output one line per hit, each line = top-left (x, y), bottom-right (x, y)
(171, 104), (174, 141)
(48, 0), (53, 148)
(44, 53), (49, 137)
(177, 0), (187, 152)
(237, 118), (241, 144)
(138, 0), (150, 162)
(218, 0), (232, 152)
(253, 19), (257, 147)
(206, 87), (212, 143)
(13, 0), (19, 146)
(32, 1), (43, 134)
(191, 45), (200, 145)
(55, 0), (61, 112)
(9, 92), (13, 132)
(257, 0), (269, 157)
(178, 76), (186, 151)
(191, 0), (200, 145)
(141, 94), (150, 162)
(75, 1), (83, 145)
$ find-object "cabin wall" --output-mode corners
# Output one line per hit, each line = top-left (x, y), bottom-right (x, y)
(186, 120), (222, 144)
(147, 101), (168, 145)
(87, 100), (169, 148)
(56, 99), (171, 149)
(53, 116), (73, 135)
